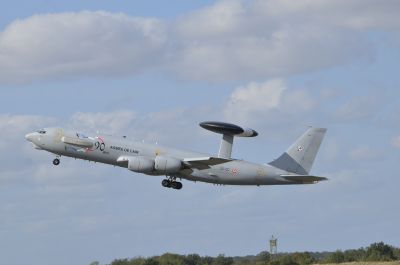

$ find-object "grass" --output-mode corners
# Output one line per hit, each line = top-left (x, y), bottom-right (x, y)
(315, 261), (400, 265)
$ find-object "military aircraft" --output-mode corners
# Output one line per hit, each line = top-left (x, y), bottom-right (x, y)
(25, 122), (327, 190)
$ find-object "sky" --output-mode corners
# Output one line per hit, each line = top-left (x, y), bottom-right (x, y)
(1, 0), (400, 264)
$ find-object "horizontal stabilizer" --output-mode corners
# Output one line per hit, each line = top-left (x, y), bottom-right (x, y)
(183, 156), (232, 169)
(281, 175), (328, 184)
(61, 136), (93, 148)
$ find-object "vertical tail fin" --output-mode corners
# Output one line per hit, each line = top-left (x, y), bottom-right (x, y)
(269, 127), (327, 174)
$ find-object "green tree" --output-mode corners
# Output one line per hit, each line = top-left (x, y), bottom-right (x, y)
(394, 247), (400, 260)
(130, 257), (147, 265)
(255, 251), (271, 263)
(277, 255), (298, 265)
(202, 256), (214, 265)
(144, 257), (160, 265)
(291, 252), (315, 265)
(184, 254), (202, 265)
(365, 242), (395, 261)
(212, 254), (234, 265)
(158, 253), (184, 265)
(324, 250), (345, 263)
(342, 248), (366, 262)
(111, 259), (130, 265)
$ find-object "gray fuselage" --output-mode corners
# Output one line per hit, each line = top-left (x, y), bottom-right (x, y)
(25, 127), (298, 186)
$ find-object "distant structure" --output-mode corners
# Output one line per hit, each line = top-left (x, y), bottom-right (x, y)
(269, 235), (278, 254)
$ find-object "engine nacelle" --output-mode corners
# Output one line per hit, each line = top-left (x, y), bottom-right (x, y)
(127, 156), (155, 173)
(154, 156), (182, 173)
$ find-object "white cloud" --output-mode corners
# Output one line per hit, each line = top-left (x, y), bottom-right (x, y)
(0, 11), (166, 83)
(0, 114), (55, 135)
(224, 79), (285, 122)
(163, 0), (400, 81)
(334, 95), (381, 121)
(253, 0), (400, 31)
(0, 114), (108, 187)
(349, 146), (380, 161)
(68, 108), (213, 147)
(174, 0), (245, 39)
(224, 79), (315, 125)
(0, 114), (55, 156)
(69, 110), (137, 134)
(282, 89), (315, 112)
(2, 1), (400, 83)
(170, 0), (373, 81)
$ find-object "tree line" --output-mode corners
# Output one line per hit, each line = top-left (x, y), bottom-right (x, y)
(90, 242), (400, 265)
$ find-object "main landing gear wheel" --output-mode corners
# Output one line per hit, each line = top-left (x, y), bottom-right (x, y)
(171, 181), (183, 190)
(161, 179), (183, 190)
(53, 158), (60, 166)
(162, 179), (171, 187)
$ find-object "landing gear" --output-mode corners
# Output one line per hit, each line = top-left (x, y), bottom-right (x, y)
(161, 178), (183, 190)
(171, 181), (183, 190)
(53, 158), (60, 166)
(162, 179), (170, 187)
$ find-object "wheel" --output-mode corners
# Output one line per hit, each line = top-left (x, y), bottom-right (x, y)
(171, 181), (183, 190)
(170, 181), (178, 189)
(175, 182), (183, 190)
(161, 179), (171, 188)
(53, 158), (60, 166)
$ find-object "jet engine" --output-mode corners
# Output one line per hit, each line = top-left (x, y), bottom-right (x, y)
(127, 156), (155, 173)
(154, 156), (182, 173)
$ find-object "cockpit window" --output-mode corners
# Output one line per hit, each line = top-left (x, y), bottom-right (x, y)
(37, 130), (47, 134)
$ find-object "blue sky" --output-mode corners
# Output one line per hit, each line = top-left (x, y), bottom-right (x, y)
(1, 1), (400, 265)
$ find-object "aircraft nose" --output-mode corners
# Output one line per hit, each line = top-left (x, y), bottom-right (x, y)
(25, 133), (34, 142)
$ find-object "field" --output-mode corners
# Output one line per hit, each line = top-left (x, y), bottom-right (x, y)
(317, 262), (400, 265)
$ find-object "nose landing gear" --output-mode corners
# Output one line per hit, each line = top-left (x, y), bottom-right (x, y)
(161, 177), (183, 190)
(53, 158), (60, 166)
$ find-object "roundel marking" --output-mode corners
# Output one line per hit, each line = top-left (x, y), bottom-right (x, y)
(297, 146), (303, 152)
(231, 168), (238, 176)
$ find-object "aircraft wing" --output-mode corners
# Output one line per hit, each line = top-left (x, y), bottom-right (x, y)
(183, 157), (232, 169)
(281, 174), (328, 184)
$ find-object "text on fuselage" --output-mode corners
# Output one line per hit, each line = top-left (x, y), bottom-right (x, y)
(110, 145), (139, 154)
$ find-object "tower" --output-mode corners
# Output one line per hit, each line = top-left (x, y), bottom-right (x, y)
(269, 235), (278, 254)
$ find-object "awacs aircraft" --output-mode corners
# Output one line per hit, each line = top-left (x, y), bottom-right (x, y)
(25, 122), (327, 190)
